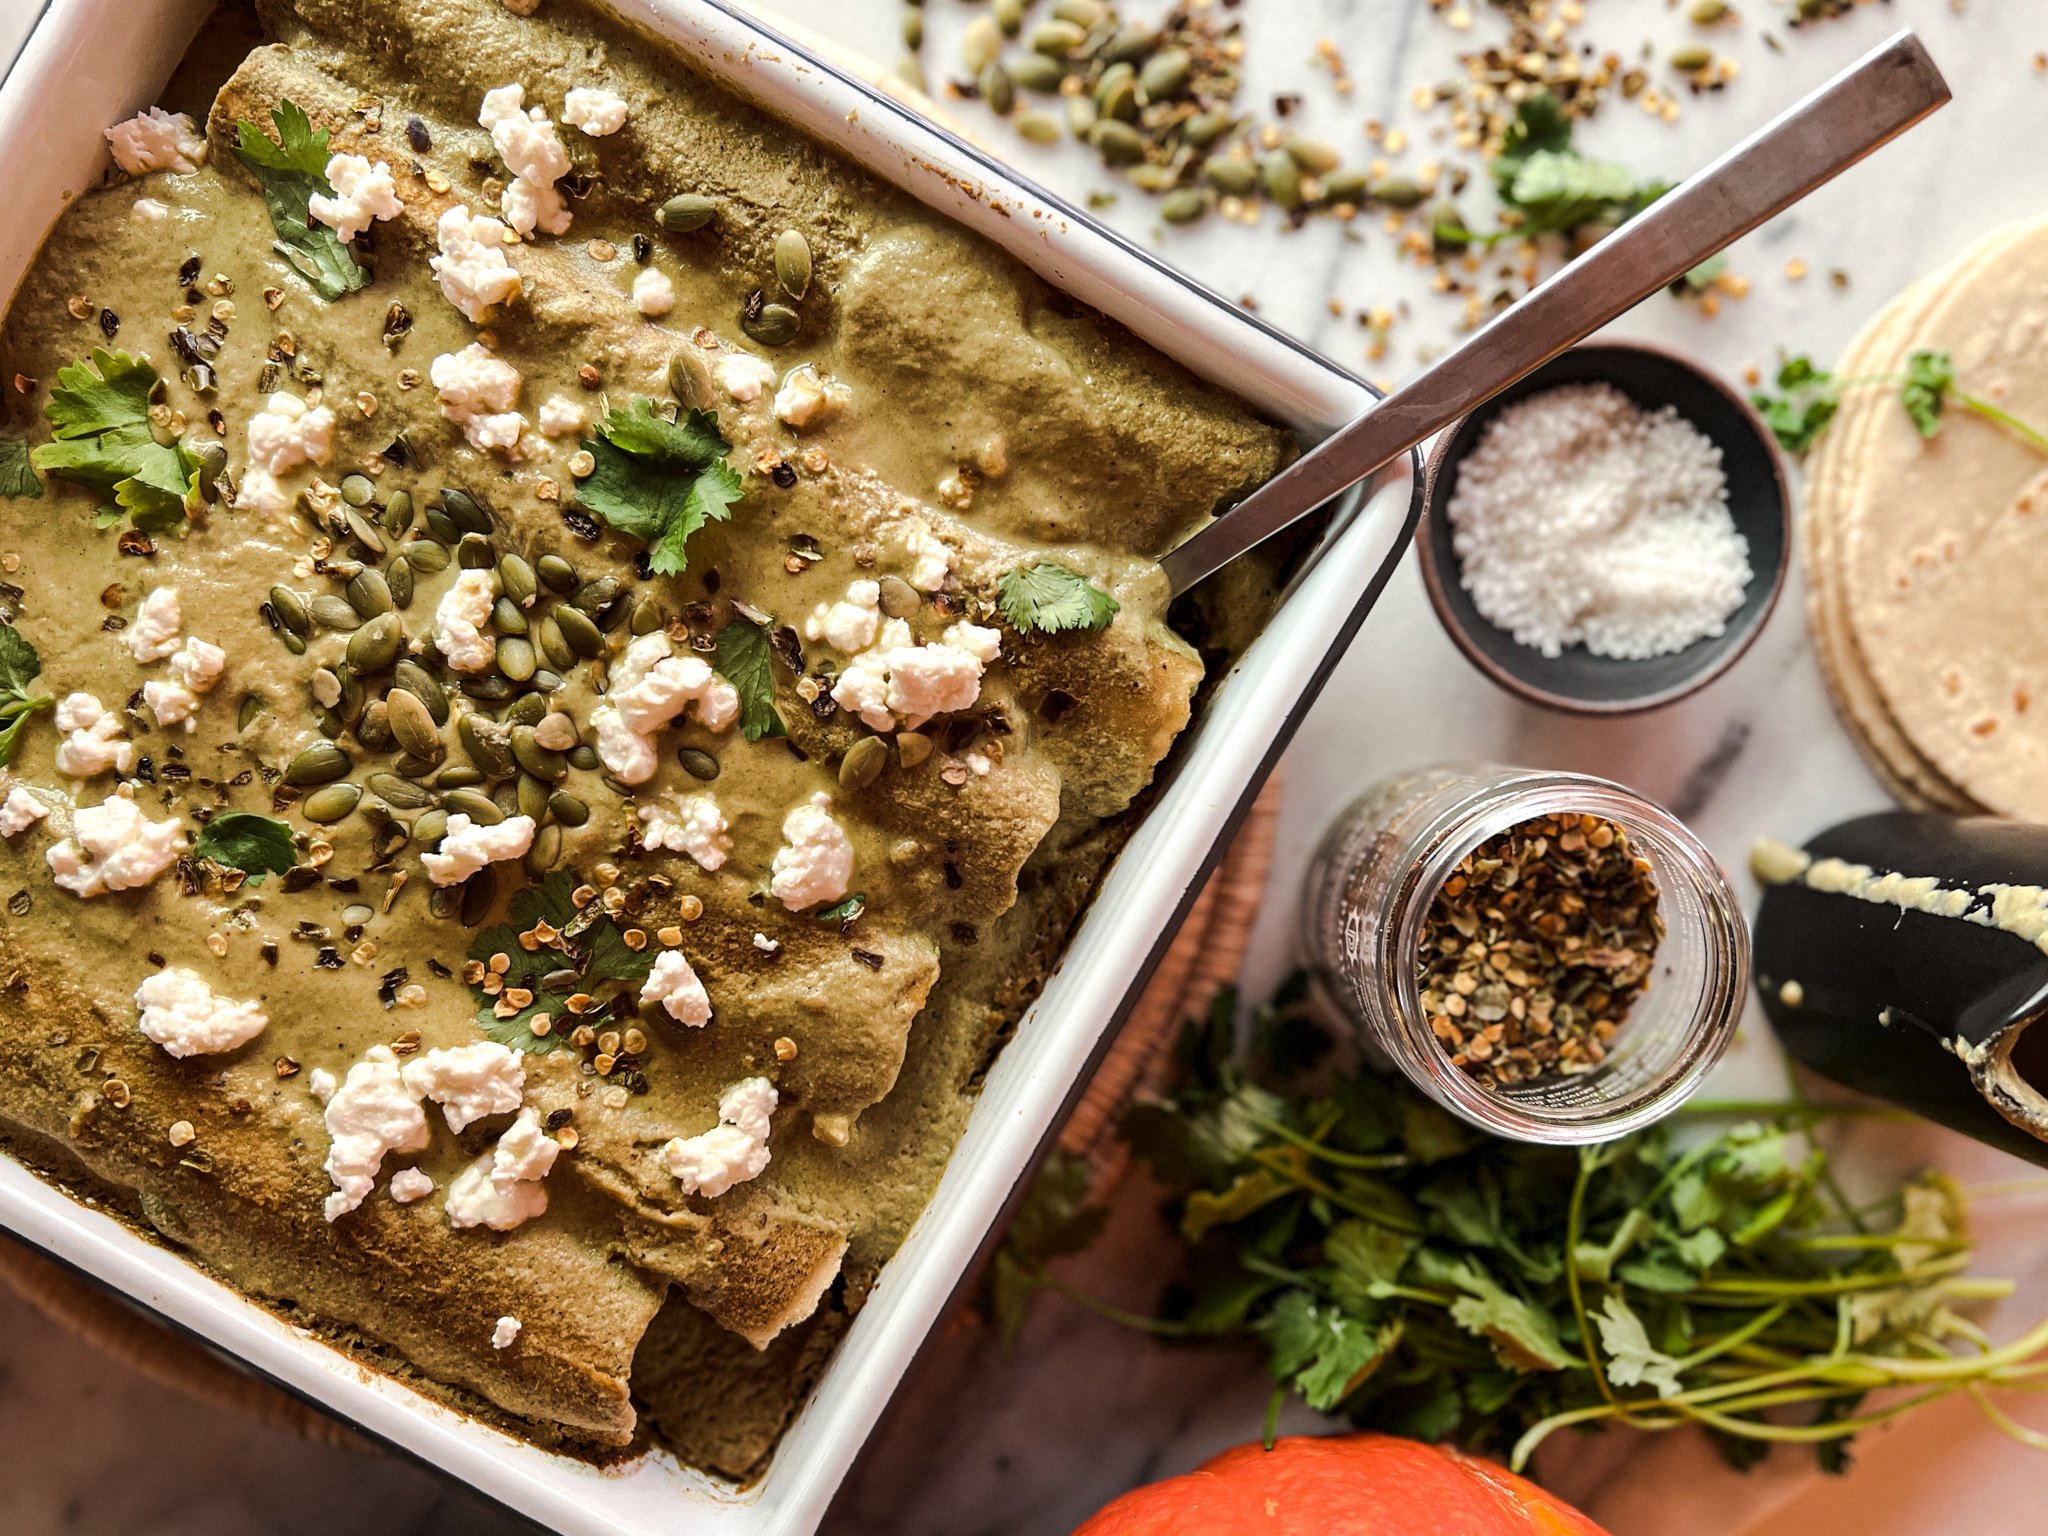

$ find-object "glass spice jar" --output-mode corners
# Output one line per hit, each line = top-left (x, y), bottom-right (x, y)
(1303, 765), (1748, 1143)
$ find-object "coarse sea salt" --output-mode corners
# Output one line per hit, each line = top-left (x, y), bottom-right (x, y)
(1445, 382), (1752, 661)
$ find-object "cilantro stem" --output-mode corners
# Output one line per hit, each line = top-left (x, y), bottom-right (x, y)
(1038, 1273), (1199, 1337)
(1673, 1301), (1794, 1373)
(1681, 1252), (1971, 1298)
(1959, 391), (2048, 456)
(1969, 1384), (2048, 1451)
(1239, 1108), (1409, 1171)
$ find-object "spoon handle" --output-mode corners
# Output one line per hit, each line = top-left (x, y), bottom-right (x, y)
(1159, 28), (1949, 597)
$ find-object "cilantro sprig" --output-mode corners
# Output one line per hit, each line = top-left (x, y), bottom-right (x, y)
(712, 616), (786, 742)
(1752, 349), (2048, 458)
(992, 973), (2048, 1475)
(1434, 94), (1667, 254)
(232, 101), (369, 301)
(467, 870), (654, 1055)
(190, 812), (297, 881)
(574, 399), (744, 577)
(0, 621), (53, 768)
(997, 561), (1120, 636)
(30, 349), (202, 532)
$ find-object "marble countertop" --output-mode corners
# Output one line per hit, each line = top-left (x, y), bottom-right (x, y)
(9, 1), (2048, 1532)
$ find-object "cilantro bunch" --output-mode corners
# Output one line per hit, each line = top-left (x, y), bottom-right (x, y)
(1753, 349), (2048, 458)
(997, 975), (2048, 1476)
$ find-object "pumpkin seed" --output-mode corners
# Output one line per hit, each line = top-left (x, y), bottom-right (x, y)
(194, 441), (229, 501)
(497, 635), (537, 682)
(1284, 135), (1342, 174)
(392, 661), (450, 723)
(1138, 48), (1192, 101)
(411, 808), (449, 846)
(337, 670), (366, 721)
(280, 631), (307, 656)
(339, 473), (374, 507)
(1095, 62), (1138, 122)
(268, 585), (310, 638)
(979, 59), (1017, 118)
(424, 505), (461, 543)
(1368, 176), (1426, 209)
(536, 553), (579, 593)
(572, 575), (624, 620)
(1015, 109), (1061, 144)
(1128, 163), (1180, 193)
(460, 867), (498, 926)
(302, 783), (362, 823)
(1182, 110), (1234, 150)
(459, 715), (514, 775)
(554, 605), (605, 658)
(548, 791), (590, 828)
(994, 0), (1025, 33)
(492, 596), (528, 635)
(742, 301), (801, 348)
(435, 765), (483, 789)
(392, 751), (440, 780)
(237, 693), (267, 732)
(1204, 155), (1259, 196)
(344, 507), (386, 556)
(900, 8), (922, 49)
(1262, 152), (1304, 212)
(534, 712), (580, 751)
(629, 596), (664, 636)
(314, 704), (344, 739)
(346, 568), (393, 618)
(1012, 53), (1068, 93)
(1160, 187), (1212, 225)
(441, 487), (492, 535)
(380, 489), (415, 537)
(511, 725), (568, 782)
(530, 669), (564, 694)
(1102, 23), (1158, 63)
(1689, 0), (1729, 19)
(1091, 120), (1146, 166)
(306, 594), (359, 632)
(774, 229), (813, 300)
(457, 533), (495, 570)
(506, 692), (548, 729)
(285, 741), (352, 786)
(1031, 20), (1085, 56)
(1320, 169), (1372, 206)
(498, 553), (538, 607)
(568, 745), (601, 772)
(666, 348), (716, 410)
(444, 787), (505, 825)
(1065, 95), (1097, 135)
(345, 614), (403, 675)
(876, 574), (920, 618)
(960, 15), (1003, 72)
(897, 730), (934, 768)
(677, 746), (721, 781)
(386, 556), (415, 610)
(536, 616), (577, 672)
(355, 699), (395, 752)
(523, 823), (563, 878)
(491, 779), (521, 819)
(657, 192), (720, 233)
(599, 774), (638, 799)
(1052, 0), (1104, 23)
(838, 735), (888, 790)
(405, 537), (450, 574)
(385, 687), (442, 757)
(367, 772), (434, 810)
(516, 771), (551, 822)
(1671, 44), (1713, 70)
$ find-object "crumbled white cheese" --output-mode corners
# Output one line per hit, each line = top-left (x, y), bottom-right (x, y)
(401, 1040), (526, 1132)
(246, 390), (336, 477)
(307, 153), (403, 243)
(434, 569), (499, 673)
(590, 704), (658, 786)
(127, 586), (183, 662)
(133, 966), (268, 1058)
(640, 948), (713, 1027)
(610, 632), (741, 735)
(430, 204), (523, 323)
(638, 790), (730, 872)
(561, 86), (629, 137)
(52, 693), (135, 778)
(144, 636), (227, 731)
(388, 1167), (435, 1204)
(944, 621), (1003, 666)
(770, 793), (854, 912)
(537, 395), (585, 438)
(446, 1107), (557, 1231)
(632, 267), (676, 317)
(773, 366), (850, 429)
(234, 468), (289, 519)
(133, 197), (169, 221)
(828, 619), (1000, 732)
(491, 1315), (523, 1349)
(308, 1067), (338, 1103)
(803, 580), (881, 655)
(420, 812), (537, 886)
(322, 1044), (431, 1221)
(430, 344), (526, 456)
(478, 85), (572, 237)
(0, 785), (51, 837)
(752, 931), (780, 954)
(715, 353), (778, 403)
(104, 108), (207, 176)
(661, 1078), (776, 1198)
(901, 518), (956, 592)
(47, 795), (182, 898)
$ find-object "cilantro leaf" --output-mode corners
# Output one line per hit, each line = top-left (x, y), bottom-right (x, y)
(1595, 1294), (1685, 1398)
(575, 400), (743, 576)
(1901, 348), (1954, 439)
(467, 870), (653, 1055)
(1502, 150), (1642, 236)
(31, 349), (201, 532)
(713, 616), (786, 742)
(1493, 92), (1573, 191)
(191, 812), (297, 881)
(997, 561), (1120, 636)
(232, 101), (369, 301)
(814, 891), (867, 924)
(0, 620), (51, 768)
(1751, 354), (1841, 455)
(1260, 1290), (1383, 1411)
(0, 436), (42, 499)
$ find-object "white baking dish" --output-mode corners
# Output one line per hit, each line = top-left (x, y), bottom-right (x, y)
(0, 2), (1422, 1531)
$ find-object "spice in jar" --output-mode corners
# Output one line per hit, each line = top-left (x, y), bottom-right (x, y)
(1417, 811), (1663, 1088)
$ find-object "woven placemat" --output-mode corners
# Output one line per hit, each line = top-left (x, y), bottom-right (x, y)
(0, 781), (1281, 1445)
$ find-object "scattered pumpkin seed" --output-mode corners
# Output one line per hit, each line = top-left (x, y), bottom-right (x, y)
(392, 662), (450, 724)
(1052, 0), (1105, 23)
(301, 783), (362, 823)
(309, 594), (362, 632)
(979, 60), (1016, 118)
(530, 669), (564, 695)
(386, 556), (415, 610)
(535, 553), (579, 593)
(404, 538), (450, 574)
(839, 735), (888, 790)
(492, 596), (528, 636)
(960, 14), (1004, 72)
(1204, 155), (1259, 195)
(285, 740), (353, 786)
(1160, 187), (1212, 224)
(346, 568), (393, 619)
(677, 746), (721, 782)
(411, 808), (449, 846)
(1262, 152), (1304, 212)
(1091, 119), (1146, 166)
(458, 715), (514, 775)
(435, 765), (483, 789)
(355, 701), (395, 752)
(516, 771), (551, 823)
(345, 613), (403, 675)
(1671, 44), (1713, 70)
(1138, 48), (1192, 102)
(741, 301), (801, 348)
(1369, 176), (1426, 209)
(1015, 109), (1061, 144)
(344, 508), (386, 556)
(876, 574), (920, 619)
(629, 596), (664, 636)
(667, 349), (714, 410)
(554, 605), (605, 659)
(524, 824), (563, 878)
(1032, 20), (1085, 56)
(424, 505), (461, 543)
(536, 616), (577, 672)
(1182, 110), (1233, 150)
(237, 693), (267, 732)
(900, 8), (923, 49)
(1012, 53), (1068, 92)
(506, 692), (548, 729)
(547, 791), (589, 827)
(440, 487), (492, 536)
(367, 772), (435, 810)
(339, 473), (374, 507)
(657, 193), (719, 233)
(380, 489), (415, 537)
(1689, 0), (1730, 18)
(443, 787), (506, 825)
(457, 533), (495, 570)
(268, 585), (310, 639)
(1284, 136), (1342, 175)
(995, 0), (1025, 35)
(498, 553), (538, 607)
(571, 574), (624, 622)
(568, 745), (601, 772)
(385, 687), (442, 758)
(498, 635), (537, 683)
(511, 724), (567, 782)
(897, 731), (934, 768)
(459, 868), (498, 926)
(773, 229), (813, 300)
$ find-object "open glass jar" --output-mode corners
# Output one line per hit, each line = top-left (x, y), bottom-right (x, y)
(1303, 765), (1747, 1143)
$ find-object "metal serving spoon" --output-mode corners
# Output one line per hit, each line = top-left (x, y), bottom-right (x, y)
(1159, 29), (1950, 596)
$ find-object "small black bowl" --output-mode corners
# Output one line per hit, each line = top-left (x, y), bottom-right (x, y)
(1419, 341), (1790, 715)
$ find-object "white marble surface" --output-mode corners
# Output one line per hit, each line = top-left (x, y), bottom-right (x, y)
(10, 1), (2048, 1533)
